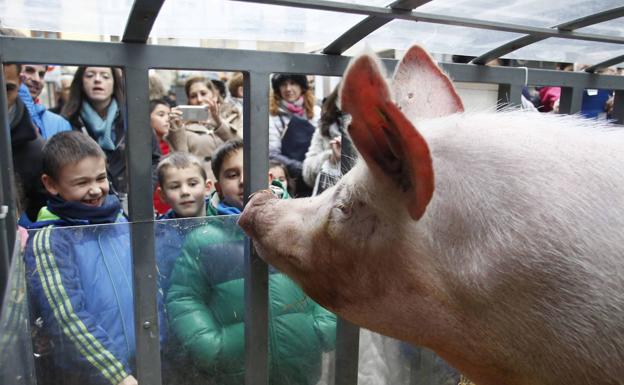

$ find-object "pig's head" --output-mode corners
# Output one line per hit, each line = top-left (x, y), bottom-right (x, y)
(239, 45), (464, 340)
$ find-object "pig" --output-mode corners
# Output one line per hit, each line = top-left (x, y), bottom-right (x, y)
(238, 44), (624, 385)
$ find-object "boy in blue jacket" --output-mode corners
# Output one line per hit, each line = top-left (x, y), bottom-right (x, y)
(24, 131), (138, 385)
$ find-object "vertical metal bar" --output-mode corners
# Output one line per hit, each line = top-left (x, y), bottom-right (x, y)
(334, 122), (360, 385)
(612, 89), (624, 125)
(243, 71), (270, 385)
(558, 87), (584, 114)
(124, 57), (162, 385)
(497, 83), (523, 109)
(0, 57), (17, 261)
(334, 319), (360, 385)
(0, 206), (9, 303)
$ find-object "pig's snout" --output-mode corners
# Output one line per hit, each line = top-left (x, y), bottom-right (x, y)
(238, 189), (278, 237)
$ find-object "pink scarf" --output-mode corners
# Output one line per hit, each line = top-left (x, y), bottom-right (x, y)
(281, 97), (305, 117)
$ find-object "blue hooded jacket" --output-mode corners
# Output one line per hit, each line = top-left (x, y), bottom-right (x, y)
(24, 195), (136, 385)
(19, 84), (71, 139)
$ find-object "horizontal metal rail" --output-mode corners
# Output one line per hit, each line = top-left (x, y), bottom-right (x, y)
(233, 0), (624, 46)
(322, 0), (432, 55)
(471, 6), (624, 65)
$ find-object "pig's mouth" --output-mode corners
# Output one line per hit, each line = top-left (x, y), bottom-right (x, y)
(238, 189), (278, 239)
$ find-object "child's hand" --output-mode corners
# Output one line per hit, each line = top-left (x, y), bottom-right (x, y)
(329, 136), (342, 164)
(117, 375), (137, 385)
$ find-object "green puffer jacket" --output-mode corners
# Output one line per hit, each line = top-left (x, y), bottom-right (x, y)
(165, 215), (336, 385)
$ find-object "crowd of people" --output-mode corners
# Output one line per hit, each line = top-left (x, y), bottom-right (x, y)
(6, 59), (345, 385)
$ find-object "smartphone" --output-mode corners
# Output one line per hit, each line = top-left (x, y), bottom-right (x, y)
(178, 105), (209, 121)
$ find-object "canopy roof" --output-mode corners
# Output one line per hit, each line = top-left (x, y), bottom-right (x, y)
(1, 0), (623, 69)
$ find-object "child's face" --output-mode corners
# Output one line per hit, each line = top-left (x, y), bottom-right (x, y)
(158, 166), (211, 218)
(42, 156), (109, 207)
(216, 149), (244, 209)
(269, 166), (288, 190)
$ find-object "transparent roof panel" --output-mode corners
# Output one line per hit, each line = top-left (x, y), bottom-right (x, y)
(502, 38), (624, 65)
(149, 0), (370, 52)
(417, 0), (624, 28)
(343, 20), (524, 58)
(0, 0), (132, 37)
(577, 17), (624, 38)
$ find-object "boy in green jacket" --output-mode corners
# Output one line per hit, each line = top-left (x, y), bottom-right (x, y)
(165, 139), (336, 385)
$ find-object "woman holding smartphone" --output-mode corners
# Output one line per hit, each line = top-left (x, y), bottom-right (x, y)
(166, 76), (241, 182)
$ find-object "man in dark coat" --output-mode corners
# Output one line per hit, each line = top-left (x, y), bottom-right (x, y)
(5, 62), (46, 223)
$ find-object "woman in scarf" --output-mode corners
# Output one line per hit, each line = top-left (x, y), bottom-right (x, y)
(62, 66), (161, 199)
(268, 74), (320, 197)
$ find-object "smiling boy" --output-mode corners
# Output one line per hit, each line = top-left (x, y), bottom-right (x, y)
(24, 131), (139, 385)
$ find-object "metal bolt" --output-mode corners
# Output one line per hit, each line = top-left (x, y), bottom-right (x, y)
(143, 321), (151, 329)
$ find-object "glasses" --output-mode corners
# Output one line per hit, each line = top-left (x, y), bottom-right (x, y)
(5, 83), (17, 92)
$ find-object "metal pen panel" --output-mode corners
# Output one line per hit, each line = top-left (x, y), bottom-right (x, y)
(497, 84), (523, 109)
(0, 56), (17, 265)
(243, 71), (270, 385)
(613, 90), (624, 125)
(124, 56), (162, 385)
(558, 87), (584, 115)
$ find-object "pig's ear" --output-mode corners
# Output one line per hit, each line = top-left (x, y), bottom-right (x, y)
(392, 45), (464, 121)
(341, 53), (434, 220)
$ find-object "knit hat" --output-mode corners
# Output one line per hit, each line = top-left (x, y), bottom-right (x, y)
(271, 74), (308, 93)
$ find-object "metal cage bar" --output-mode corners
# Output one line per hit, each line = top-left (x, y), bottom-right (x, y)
(234, 0), (624, 46)
(323, 0), (432, 55)
(122, 0), (166, 43)
(471, 6), (624, 65)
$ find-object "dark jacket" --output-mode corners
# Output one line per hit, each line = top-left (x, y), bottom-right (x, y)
(10, 97), (46, 222)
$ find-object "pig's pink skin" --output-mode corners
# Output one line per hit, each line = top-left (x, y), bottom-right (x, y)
(239, 47), (624, 385)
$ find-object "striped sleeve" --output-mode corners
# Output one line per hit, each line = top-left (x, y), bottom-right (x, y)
(30, 227), (130, 385)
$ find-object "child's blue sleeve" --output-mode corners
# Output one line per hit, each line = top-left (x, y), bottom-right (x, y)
(25, 227), (131, 385)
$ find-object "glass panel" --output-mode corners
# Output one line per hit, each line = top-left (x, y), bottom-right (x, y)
(358, 330), (460, 384)
(343, 20), (523, 58)
(418, 0), (623, 28)
(0, 232), (37, 385)
(157, 215), (337, 384)
(23, 222), (137, 385)
(150, 0), (367, 52)
(0, 0), (132, 38)
(502, 38), (624, 64)
(577, 17), (624, 38)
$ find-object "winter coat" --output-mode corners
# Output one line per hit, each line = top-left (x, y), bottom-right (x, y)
(19, 84), (71, 139)
(164, 185), (333, 385)
(268, 106), (320, 176)
(302, 121), (343, 192)
(23, 198), (136, 385)
(10, 97), (47, 223)
(165, 120), (240, 183)
(67, 112), (161, 195)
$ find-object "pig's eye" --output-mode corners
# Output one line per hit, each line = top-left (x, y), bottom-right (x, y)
(334, 202), (353, 218)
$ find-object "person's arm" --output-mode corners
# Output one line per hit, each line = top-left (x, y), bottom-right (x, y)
(165, 108), (189, 152)
(309, 299), (337, 352)
(302, 128), (333, 188)
(165, 231), (243, 372)
(25, 228), (132, 385)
